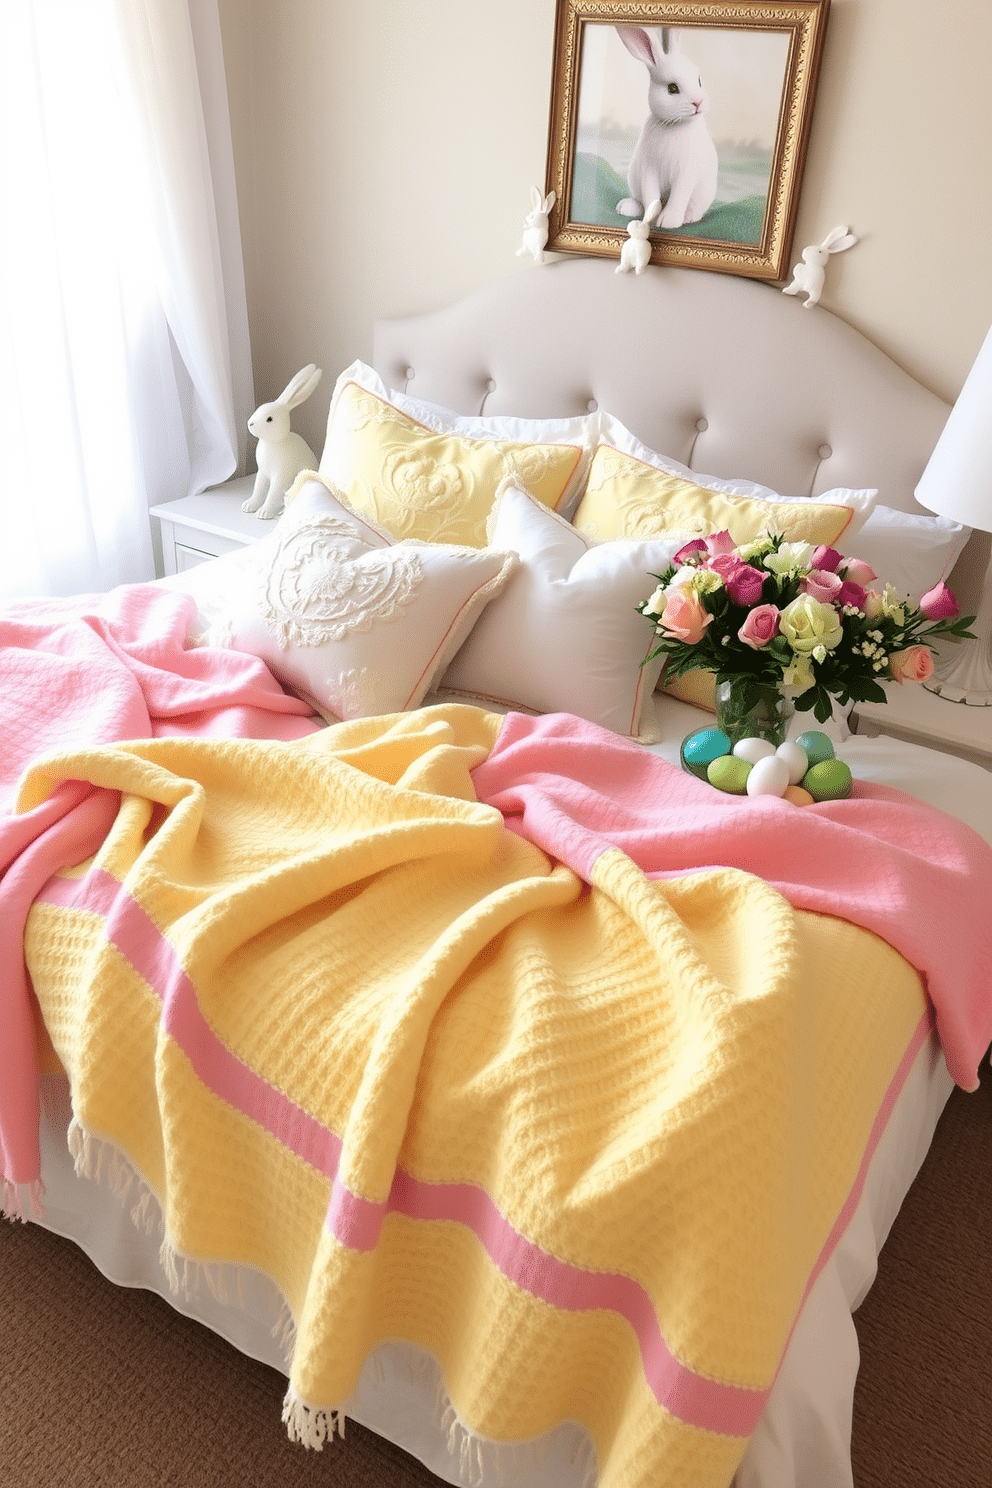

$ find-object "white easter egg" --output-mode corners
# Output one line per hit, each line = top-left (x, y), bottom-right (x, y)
(775, 740), (809, 785)
(733, 736), (776, 764)
(745, 754), (791, 798)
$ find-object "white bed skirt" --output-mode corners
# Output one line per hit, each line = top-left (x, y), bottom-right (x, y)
(30, 1031), (952, 1488)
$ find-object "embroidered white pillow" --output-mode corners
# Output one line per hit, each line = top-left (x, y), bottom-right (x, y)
(316, 361), (597, 549)
(438, 482), (685, 739)
(203, 475), (517, 722)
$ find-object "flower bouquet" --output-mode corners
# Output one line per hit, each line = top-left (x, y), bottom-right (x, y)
(639, 531), (976, 740)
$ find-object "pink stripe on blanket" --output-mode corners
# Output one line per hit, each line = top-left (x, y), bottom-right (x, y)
(34, 863), (928, 1440)
(1, 584), (323, 1186)
(36, 870), (343, 1184)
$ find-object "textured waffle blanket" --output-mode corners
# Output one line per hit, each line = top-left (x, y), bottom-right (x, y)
(10, 698), (992, 1488)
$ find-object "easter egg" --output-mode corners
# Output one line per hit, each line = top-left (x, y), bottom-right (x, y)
(775, 740), (809, 785)
(707, 755), (752, 795)
(783, 785), (815, 806)
(733, 736), (776, 764)
(745, 754), (791, 798)
(795, 730), (835, 766)
(803, 759), (852, 801)
(681, 727), (731, 780)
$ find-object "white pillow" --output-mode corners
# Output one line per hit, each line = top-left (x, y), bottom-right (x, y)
(202, 476), (517, 723)
(438, 482), (685, 739)
(842, 504), (971, 603)
(317, 361), (597, 547)
(590, 411), (877, 541)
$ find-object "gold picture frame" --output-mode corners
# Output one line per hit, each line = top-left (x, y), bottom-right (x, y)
(545, 0), (831, 281)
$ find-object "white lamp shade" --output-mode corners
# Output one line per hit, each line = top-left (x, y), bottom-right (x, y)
(915, 324), (992, 534)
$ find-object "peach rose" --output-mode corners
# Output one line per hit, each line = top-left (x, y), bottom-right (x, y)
(659, 587), (713, 645)
(888, 645), (934, 684)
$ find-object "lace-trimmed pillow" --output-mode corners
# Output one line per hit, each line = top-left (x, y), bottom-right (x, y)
(437, 481), (685, 740)
(317, 361), (596, 548)
(202, 475), (517, 723)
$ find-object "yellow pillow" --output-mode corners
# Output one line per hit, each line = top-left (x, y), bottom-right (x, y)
(319, 373), (589, 548)
(659, 666), (719, 712)
(572, 445), (860, 547)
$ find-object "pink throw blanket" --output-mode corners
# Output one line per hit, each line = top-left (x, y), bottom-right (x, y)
(472, 711), (992, 1093)
(0, 584), (320, 1192)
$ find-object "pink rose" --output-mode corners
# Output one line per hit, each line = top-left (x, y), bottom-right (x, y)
(704, 530), (736, 556)
(802, 568), (843, 604)
(837, 580), (867, 610)
(673, 538), (709, 565)
(919, 581), (959, 621)
(840, 557), (877, 587)
(811, 545), (842, 573)
(709, 555), (766, 607)
(889, 645), (934, 684)
(738, 604), (780, 649)
(660, 588), (713, 646)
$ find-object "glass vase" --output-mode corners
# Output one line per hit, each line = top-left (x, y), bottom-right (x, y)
(715, 677), (794, 748)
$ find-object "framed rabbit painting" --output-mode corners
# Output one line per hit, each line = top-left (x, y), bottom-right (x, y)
(544, 0), (831, 281)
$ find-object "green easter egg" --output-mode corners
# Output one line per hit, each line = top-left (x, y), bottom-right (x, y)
(681, 727), (731, 781)
(707, 755), (752, 795)
(795, 730), (835, 766)
(803, 759), (852, 801)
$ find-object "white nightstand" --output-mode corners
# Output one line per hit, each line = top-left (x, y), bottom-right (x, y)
(851, 685), (992, 771)
(150, 476), (271, 576)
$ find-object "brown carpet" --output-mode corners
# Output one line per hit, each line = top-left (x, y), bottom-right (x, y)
(2, 1076), (991, 1488)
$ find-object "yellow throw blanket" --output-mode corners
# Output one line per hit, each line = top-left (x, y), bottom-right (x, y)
(22, 705), (928, 1488)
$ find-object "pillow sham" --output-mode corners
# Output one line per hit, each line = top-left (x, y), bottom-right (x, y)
(438, 481), (685, 739)
(574, 413), (876, 548)
(842, 504), (971, 603)
(202, 475), (516, 723)
(317, 361), (596, 548)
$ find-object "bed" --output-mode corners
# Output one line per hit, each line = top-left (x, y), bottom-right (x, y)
(3, 256), (992, 1488)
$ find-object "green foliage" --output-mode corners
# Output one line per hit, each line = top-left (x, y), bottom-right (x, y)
(638, 531), (977, 721)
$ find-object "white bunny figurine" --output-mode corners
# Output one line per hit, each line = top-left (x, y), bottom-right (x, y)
(782, 226), (858, 309)
(614, 26), (718, 231)
(243, 363), (323, 518)
(615, 199), (662, 275)
(516, 186), (556, 265)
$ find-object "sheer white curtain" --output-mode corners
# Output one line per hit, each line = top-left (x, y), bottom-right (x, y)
(0, 0), (253, 601)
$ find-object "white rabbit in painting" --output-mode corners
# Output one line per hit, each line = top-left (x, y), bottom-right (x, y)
(616, 199), (662, 275)
(782, 226), (858, 309)
(615, 25), (718, 232)
(243, 364), (323, 518)
(517, 186), (556, 265)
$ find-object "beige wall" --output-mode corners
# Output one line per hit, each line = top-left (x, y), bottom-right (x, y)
(218, 0), (992, 458)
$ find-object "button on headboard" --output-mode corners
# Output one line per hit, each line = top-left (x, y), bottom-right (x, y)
(374, 258), (948, 517)
(372, 258), (985, 610)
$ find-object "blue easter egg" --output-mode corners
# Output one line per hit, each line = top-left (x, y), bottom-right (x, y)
(795, 730), (835, 767)
(681, 727), (731, 780)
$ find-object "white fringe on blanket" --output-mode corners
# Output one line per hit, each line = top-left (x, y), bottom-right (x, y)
(1, 1176), (45, 1223)
(54, 1104), (600, 1488)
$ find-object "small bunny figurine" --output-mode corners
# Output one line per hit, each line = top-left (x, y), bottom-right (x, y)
(516, 186), (556, 265)
(616, 199), (662, 275)
(243, 364), (323, 518)
(782, 226), (858, 309)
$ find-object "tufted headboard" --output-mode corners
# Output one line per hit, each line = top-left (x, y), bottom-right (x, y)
(373, 258), (986, 611)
